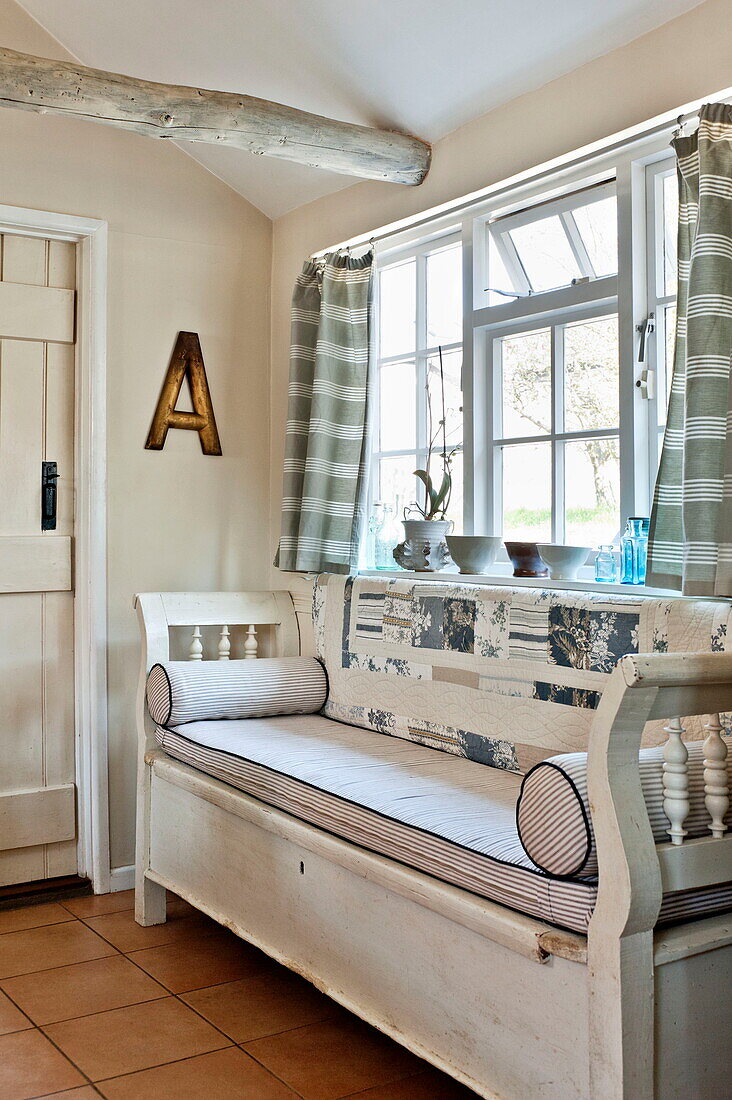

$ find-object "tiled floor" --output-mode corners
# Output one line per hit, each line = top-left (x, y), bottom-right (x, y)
(0, 890), (479, 1099)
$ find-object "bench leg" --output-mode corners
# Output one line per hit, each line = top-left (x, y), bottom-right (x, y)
(135, 872), (167, 926)
(589, 929), (655, 1100)
(134, 757), (167, 926)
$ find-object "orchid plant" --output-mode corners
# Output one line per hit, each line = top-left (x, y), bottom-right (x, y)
(409, 346), (460, 521)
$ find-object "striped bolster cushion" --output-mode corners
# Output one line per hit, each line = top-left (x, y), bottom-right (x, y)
(516, 740), (731, 878)
(146, 658), (328, 725)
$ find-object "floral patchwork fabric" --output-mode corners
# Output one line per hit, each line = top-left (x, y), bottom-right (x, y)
(313, 574), (732, 772)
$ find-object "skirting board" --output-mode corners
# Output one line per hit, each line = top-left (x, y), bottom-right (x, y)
(109, 864), (134, 892)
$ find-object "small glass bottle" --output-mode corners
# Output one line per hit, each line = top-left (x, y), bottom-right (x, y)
(620, 517), (649, 585)
(594, 544), (618, 583)
(375, 503), (401, 570)
(366, 503), (385, 569)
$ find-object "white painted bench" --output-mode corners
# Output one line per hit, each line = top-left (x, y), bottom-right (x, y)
(134, 589), (731, 1100)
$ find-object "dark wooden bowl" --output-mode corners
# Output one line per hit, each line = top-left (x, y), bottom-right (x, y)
(504, 541), (549, 578)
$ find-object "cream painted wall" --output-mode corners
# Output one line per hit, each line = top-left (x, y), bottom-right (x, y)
(269, 0), (732, 600)
(0, 1), (273, 871)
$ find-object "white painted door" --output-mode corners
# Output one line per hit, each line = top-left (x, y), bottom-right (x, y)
(0, 232), (77, 886)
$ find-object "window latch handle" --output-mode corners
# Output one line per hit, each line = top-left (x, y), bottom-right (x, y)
(635, 367), (656, 400)
(636, 312), (655, 362)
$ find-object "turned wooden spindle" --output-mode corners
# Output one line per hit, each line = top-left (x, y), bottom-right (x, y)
(189, 625), (203, 661)
(703, 713), (729, 838)
(218, 625), (231, 661)
(244, 624), (258, 660)
(662, 716), (689, 845)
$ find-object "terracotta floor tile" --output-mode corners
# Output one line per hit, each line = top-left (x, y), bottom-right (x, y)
(182, 967), (338, 1042)
(0, 922), (116, 979)
(244, 1014), (424, 1099)
(2, 954), (167, 1025)
(62, 890), (194, 921)
(61, 890), (135, 918)
(0, 903), (74, 935)
(342, 1067), (480, 1098)
(44, 996), (230, 1081)
(81, 908), (219, 953)
(38, 1091), (98, 1099)
(0, 990), (31, 1035)
(0, 1028), (85, 1098)
(128, 931), (272, 993)
(97, 1046), (297, 1099)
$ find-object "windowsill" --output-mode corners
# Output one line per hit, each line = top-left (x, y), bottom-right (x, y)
(358, 565), (682, 597)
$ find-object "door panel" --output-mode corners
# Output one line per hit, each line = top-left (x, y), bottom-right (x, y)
(0, 536), (71, 592)
(0, 282), (75, 343)
(0, 232), (77, 886)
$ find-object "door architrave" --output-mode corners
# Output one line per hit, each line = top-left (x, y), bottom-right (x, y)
(0, 203), (109, 893)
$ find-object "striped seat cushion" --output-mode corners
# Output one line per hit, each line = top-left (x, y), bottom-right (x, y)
(154, 714), (732, 934)
(146, 658), (327, 725)
(517, 740), (732, 877)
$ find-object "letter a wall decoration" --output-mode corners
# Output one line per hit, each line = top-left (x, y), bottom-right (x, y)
(145, 331), (222, 455)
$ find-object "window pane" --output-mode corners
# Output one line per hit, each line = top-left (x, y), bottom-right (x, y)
(487, 232), (523, 305)
(445, 449), (463, 535)
(662, 304), (676, 425)
(380, 360), (416, 451)
(502, 442), (552, 541)
(379, 455), (417, 517)
(663, 172), (678, 297)
(564, 437), (620, 546)
(564, 316), (619, 431)
(509, 216), (581, 292)
(572, 196), (618, 277)
(501, 328), (551, 438)
(427, 349), (463, 447)
(380, 259), (415, 356)
(427, 245), (462, 346)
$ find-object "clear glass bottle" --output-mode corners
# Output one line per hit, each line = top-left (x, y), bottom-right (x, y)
(366, 503), (385, 569)
(594, 544), (618, 583)
(620, 517), (649, 585)
(375, 502), (401, 570)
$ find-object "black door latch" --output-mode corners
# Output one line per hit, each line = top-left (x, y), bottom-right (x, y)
(42, 461), (59, 531)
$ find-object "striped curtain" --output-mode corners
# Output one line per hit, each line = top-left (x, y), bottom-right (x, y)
(274, 250), (374, 573)
(647, 104), (732, 596)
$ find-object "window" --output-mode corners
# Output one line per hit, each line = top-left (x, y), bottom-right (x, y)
(372, 236), (463, 534)
(645, 160), (679, 474)
(486, 182), (618, 302)
(493, 314), (620, 546)
(369, 135), (679, 573)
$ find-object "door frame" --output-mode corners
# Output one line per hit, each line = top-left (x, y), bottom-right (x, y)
(0, 203), (110, 893)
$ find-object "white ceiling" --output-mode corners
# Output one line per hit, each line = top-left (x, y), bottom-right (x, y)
(17, 0), (704, 218)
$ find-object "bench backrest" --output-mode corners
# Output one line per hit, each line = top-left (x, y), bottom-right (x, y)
(314, 574), (732, 772)
(135, 590), (300, 753)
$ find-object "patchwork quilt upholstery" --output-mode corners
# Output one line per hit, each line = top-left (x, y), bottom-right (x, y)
(314, 573), (732, 772)
(154, 713), (732, 934)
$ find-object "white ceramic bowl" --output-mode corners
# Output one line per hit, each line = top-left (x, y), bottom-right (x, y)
(446, 535), (502, 574)
(536, 543), (592, 581)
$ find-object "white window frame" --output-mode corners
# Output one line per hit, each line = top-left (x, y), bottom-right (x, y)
(488, 179), (617, 297)
(644, 158), (679, 477)
(484, 300), (619, 545)
(371, 132), (678, 571)
(370, 230), (463, 528)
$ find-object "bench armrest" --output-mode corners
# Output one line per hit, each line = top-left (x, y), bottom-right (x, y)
(587, 651), (732, 938)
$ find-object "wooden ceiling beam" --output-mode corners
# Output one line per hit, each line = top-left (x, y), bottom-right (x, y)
(0, 46), (431, 186)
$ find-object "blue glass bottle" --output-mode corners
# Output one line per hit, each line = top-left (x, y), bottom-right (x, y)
(620, 517), (649, 585)
(594, 544), (618, 583)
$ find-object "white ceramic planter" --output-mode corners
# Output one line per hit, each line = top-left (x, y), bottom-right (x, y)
(393, 518), (452, 572)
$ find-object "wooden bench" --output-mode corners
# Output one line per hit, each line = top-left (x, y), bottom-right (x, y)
(134, 589), (731, 1099)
